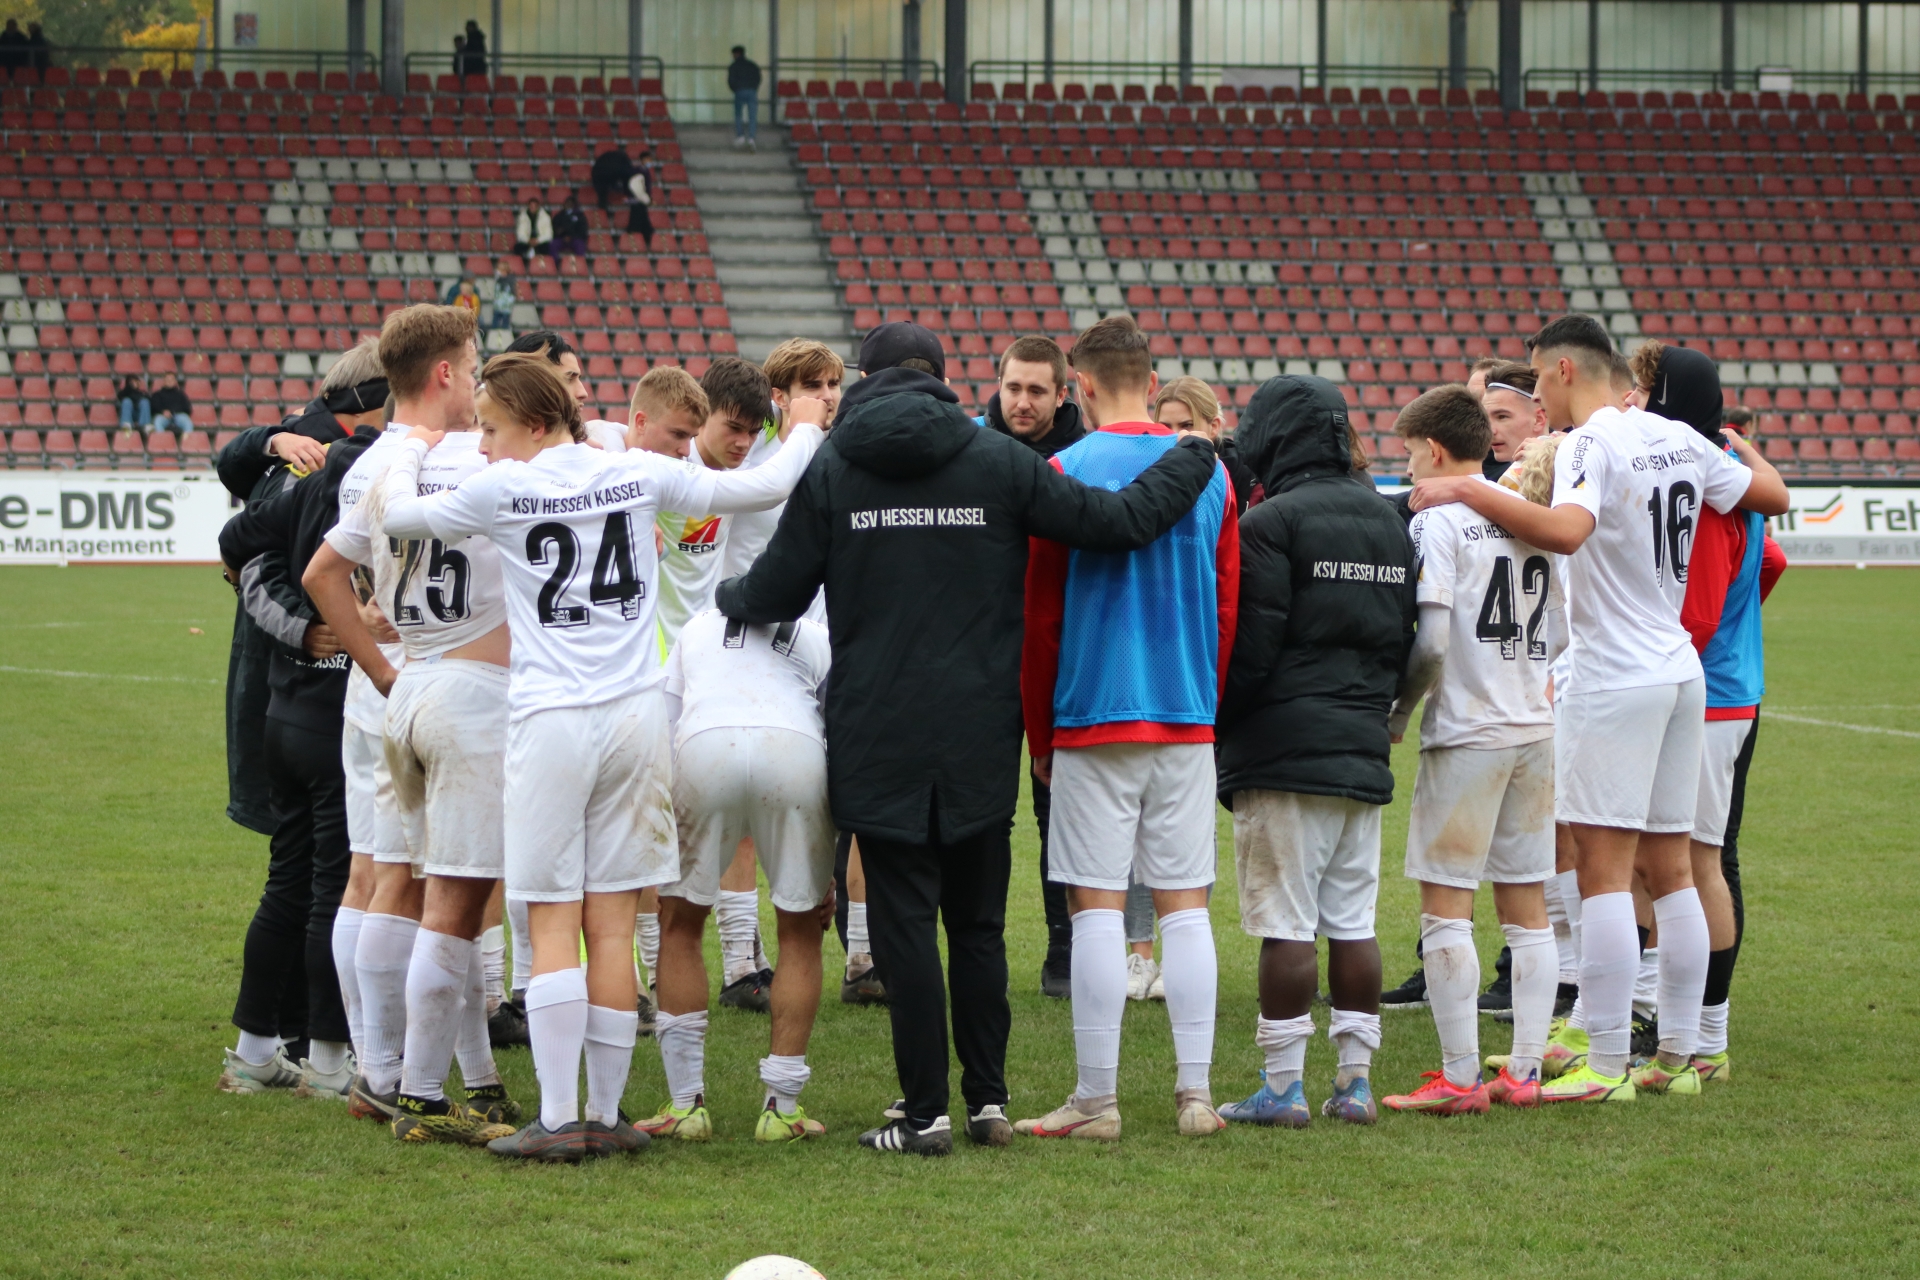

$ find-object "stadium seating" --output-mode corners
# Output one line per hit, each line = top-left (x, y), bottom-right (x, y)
(0, 65), (722, 469)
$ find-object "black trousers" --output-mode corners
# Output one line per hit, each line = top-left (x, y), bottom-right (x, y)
(857, 826), (1012, 1125)
(232, 717), (352, 1045)
(1720, 715), (1759, 959)
(1031, 768), (1071, 955)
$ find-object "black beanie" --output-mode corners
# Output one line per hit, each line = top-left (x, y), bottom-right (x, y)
(1645, 345), (1723, 441)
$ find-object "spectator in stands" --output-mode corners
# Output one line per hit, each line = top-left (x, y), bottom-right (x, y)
(592, 144), (634, 211)
(514, 197), (554, 262)
(150, 373), (194, 435)
(447, 277), (482, 318)
(118, 373), (152, 430)
(728, 45), (762, 150)
(551, 194), (590, 257)
(463, 20), (488, 77)
(487, 265), (517, 331)
(25, 21), (45, 72)
(452, 35), (467, 77)
(0, 20), (25, 74)
(625, 155), (655, 249)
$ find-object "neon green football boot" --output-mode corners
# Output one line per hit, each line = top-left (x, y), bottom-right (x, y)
(634, 1097), (712, 1141)
(1539, 1063), (1635, 1104)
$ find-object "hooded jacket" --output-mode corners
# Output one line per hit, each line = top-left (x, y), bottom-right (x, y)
(1217, 376), (1417, 807)
(977, 391), (1089, 459)
(715, 366), (1218, 844)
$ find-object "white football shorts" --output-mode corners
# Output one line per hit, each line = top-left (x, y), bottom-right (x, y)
(1693, 717), (1756, 847)
(384, 658), (508, 880)
(664, 726), (834, 913)
(343, 720), (408, 865)
(1556, 677), (1705, 832)
(1404, 739), (1555, 889)
(1232, 789), (1381, 942)
(503, 689), (677, 902)
(1048, 742), (1219, 892)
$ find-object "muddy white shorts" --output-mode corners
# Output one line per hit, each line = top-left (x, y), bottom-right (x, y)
(1232, 789), (1381, 942)
(663, 726), (834, 913)
(1405, 739), (1555, 889)
(503, 689), (677, 903)
(1556, 677), (1705, 833)
(343, 720), (408, 864)
(1693, 717), (1756, 847)
(384, 658), (508, 880)
(1049, 741), (1219, 892)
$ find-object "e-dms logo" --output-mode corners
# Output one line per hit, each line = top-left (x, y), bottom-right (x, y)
(58, 490), (178, 531)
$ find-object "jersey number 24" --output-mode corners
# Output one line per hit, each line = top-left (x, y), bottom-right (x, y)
(527, 514), (644, 628)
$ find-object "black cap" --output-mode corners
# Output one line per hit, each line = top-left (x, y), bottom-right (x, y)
(857, 321), (945, 379)
(1647, 344), (1723, 441)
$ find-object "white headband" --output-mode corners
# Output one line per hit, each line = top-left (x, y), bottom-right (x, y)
(1485, 381), (1538, 400)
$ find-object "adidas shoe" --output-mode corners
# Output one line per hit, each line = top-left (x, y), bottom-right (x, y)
(1014, 1094), (1121, 1142)
(464, 1083), (522, 1127)
(586, 1110), (652, 1156)
(966, 1104), (1013, 1147)
(1540, 1064), (1636, 1104)
(1322, 1075), (1378, 1125)
(858, 1114), (952, 1156)
(488, 998), (530, 1049)
(717, 969), (772, 1013)
(392, 1094), (517, 1146)
(1175, 1087), (1225, 1136)
(1218, 1075), (1311, 1129)
(634, 1097), (712, 1141)
(1380, 967), (1429, 1011)
(841, 957), (888, 1005)
(755, 1101), (827, 1143)
(1692, 1051), (1731, 1084)
(487, 1118), (590, 1162)
(1382, 1071), (1490, 1116)
(1125, 953), (1159, 1002)
(217, 1046), (302, 1094)
(1628, 1058), (1702, 1096)
(1487, 1066), (1543, 1108)
(292, 1052), (356, 1100)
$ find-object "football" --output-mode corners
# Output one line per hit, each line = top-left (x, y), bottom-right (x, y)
(724, 1256), (826, 1280)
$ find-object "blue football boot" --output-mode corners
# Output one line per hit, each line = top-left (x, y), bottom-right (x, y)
(1217, 1073), (1311, 1129)
(1321, 1074), (1378, 1125)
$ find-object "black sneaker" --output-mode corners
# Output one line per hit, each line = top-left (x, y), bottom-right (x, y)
(718, 970), (772, 1013)
(966, 1104), (1012, 1147)
(392, 1093), (516, 1146)
(1553, 982), (1579, 1018)
(636, 986), (656, 1037)
(858, 1114), (952, 1156)
(488, 998), (530, 1049)
(487, 1118), (590, 1163)
(1630, 1013), (1659, 1060)
(1477, 947), (1514, 1014)
(464, 1083), (522, 1127)
(841, 960), (888, 1005)
(1040, 949), (1071, 1000)
(1380, 967), (1428, 1010)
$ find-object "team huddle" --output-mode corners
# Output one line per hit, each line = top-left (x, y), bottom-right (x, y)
(211, 298), (1787, 1160)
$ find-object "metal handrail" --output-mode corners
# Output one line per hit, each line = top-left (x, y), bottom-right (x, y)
(402, 51), (665, 84)
(1524, 65), (1920, 97)
(764, 57), (941, 86)
(0, 42), (363, 76)
(968, 59), (1499, 94)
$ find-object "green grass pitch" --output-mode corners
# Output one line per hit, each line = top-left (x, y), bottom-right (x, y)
(0, 564), (1915, 1278)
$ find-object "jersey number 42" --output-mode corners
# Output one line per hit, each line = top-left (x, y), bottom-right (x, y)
(1476, 554), (1551, 661)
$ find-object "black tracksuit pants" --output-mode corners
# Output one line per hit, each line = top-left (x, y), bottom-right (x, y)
(1031, 769), (1071, 957)
(231, 717), (352, 1045)
(857, 825), (1012, 1126)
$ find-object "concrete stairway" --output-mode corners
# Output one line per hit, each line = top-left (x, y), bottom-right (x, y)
(678, 124), (853, 366)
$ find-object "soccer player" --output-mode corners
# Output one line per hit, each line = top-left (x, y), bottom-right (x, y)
(1408, 315), (1788, 1104)
(640, 607), (836, 1143)
(1014, 317), (1238, 1141)
(305, 321), (526, 1146)
(379, 354), (826, 1161)
(1214, 375), (1417, 1130)
(1378, 386), (1563, 1115)
(1480, 362), (1548, 484)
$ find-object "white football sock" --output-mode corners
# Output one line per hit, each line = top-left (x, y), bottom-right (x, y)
(479, 924), (506, 1014)
(1502, 922), (1557, 1082)
(526, 968), (589, 1130)
(1157, 908), (1217, 1093)
(655, 1009), (709, 1108)
(759, 1054), (811, 1113)
(1330, 1008), (1382, 1088)
(235, 1029), (281, 1066)
(1634, 946), (1660, 1022)
(1544, 875), (1576, 985)
(308, 1039), (351, 1074)
(1697, 1001), (1730, 1057)
(583, 1004), (639, 1126)
(753, 926), (772, 976)
(1653, 888), (1709, 1062)
(454, 938), (500, 1089)
(507, 897), (531, 992)
(716, 890), (760, 985)
(1554, 870), (1583, 982)
(1419, 914), (1479, 1087)
(1069, 908), (1126, 1105)
(846, 900), (870, 960)
(356, 913), (419, 1094)
(331, 906), (365, 1058)
(399, 929), (469, 1102)
(1567, 993), (1587, 1032)
(635, 911), (659, 988)
(1579, 891), (1638, 1078)
(1254, 1013), (1314, 1090)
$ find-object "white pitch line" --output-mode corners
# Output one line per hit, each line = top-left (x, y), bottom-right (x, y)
(1766, 712), (1920, 740)
(0, 664), (222, 686)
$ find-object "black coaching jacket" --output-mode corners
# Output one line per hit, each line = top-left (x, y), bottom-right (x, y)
(715, 367), (1217, 845)
(1216, 376), (1417, 808)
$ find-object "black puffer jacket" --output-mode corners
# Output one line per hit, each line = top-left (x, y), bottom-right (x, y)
(1217, 376), (1417, 807)
(979, 391), (1088, 458)
(716, 367), (1217, 844)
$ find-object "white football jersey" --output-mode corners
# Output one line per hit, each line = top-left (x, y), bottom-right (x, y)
(332, 424), (411, 733)
(326, 431), (506, 662)
(1409, 477), (1561, 751)
(663, 609), (829, 754)
(379, 423), (822, 719)
(1551, 405), (1752, 695)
